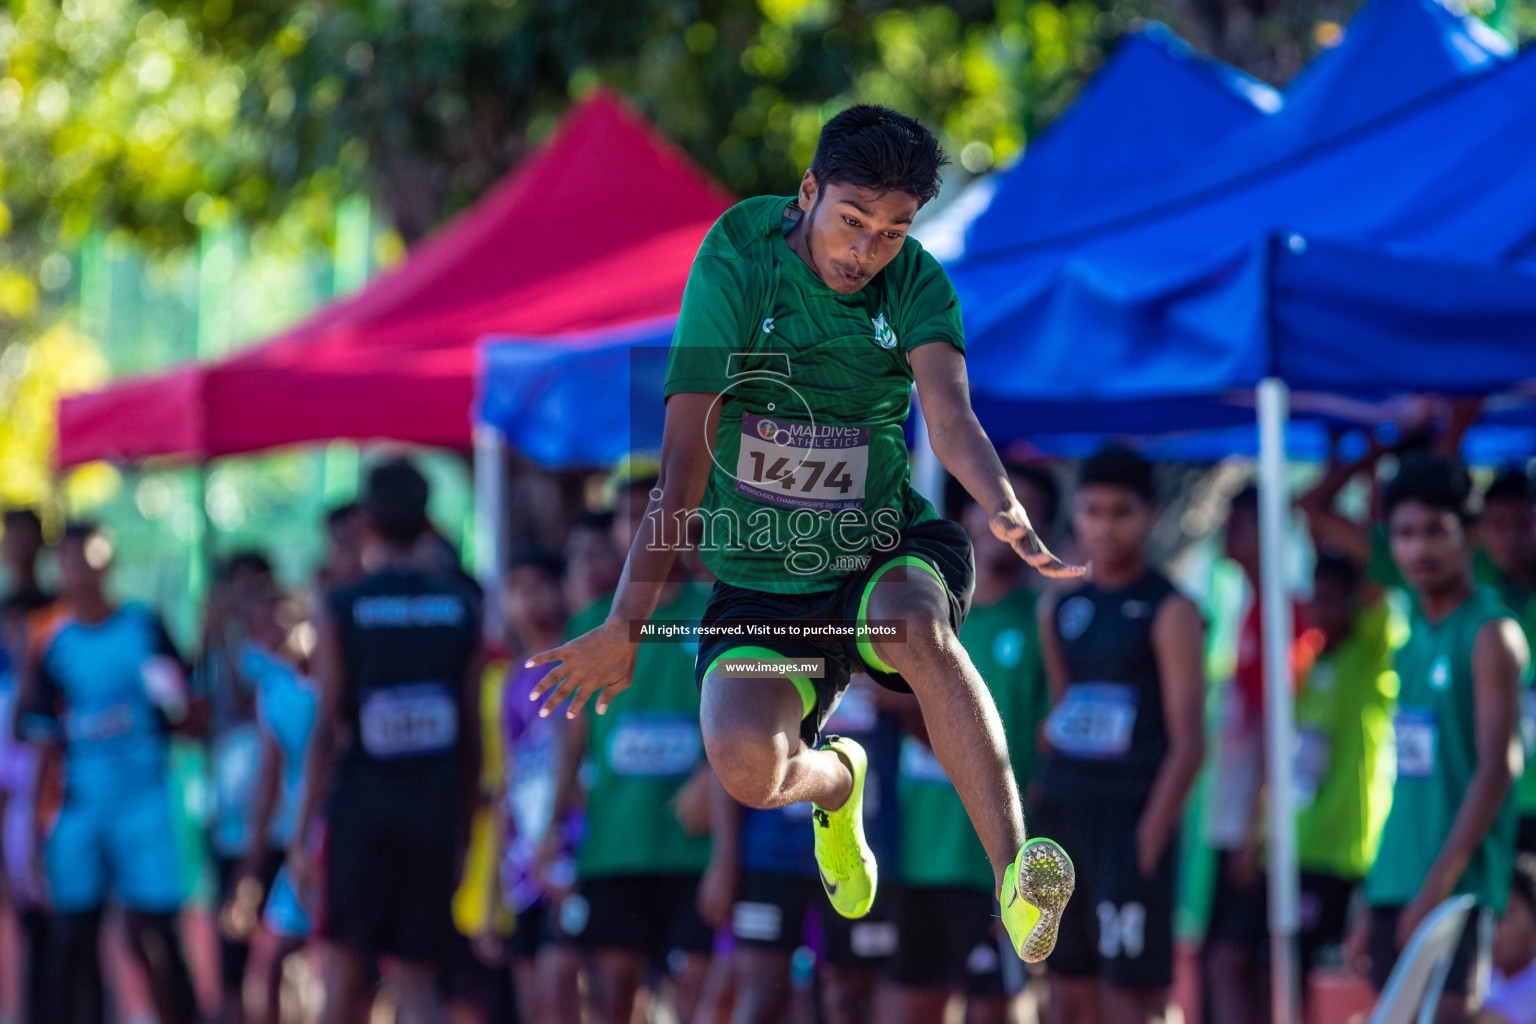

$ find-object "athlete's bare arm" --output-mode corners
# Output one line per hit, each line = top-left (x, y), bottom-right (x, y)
(909, 343), (1084, 578)
(287, 605), (344, 897)
(1035, 593), (1067, 706)
(527, 392), (721, 718)
(1139, 595), (1206, 877)
(1397, 616), (1527, 948)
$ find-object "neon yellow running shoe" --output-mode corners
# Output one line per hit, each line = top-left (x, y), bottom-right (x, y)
(1000, 837), (1075, 963)
(812, 735), (877, 919)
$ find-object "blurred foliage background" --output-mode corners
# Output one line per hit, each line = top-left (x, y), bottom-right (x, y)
(0, 0), (1532, 629)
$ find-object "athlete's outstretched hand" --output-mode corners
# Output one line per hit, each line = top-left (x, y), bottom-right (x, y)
(990, 506), (1087, 579)
(525, 617), (640, 718)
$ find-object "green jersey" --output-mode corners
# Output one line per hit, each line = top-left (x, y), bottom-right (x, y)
(1294, 599), (1400, 880)
(1473, 552), (1536, 815)
(663, 196), (965, 594)
(898, 588), (1046, 890)
(577, 583), (712, 878)
(1365, 587), (1522, 911)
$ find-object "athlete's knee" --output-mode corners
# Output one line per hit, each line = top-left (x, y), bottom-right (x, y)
(705, 723), (788, 808)
(390, 960), (439, 997)
(866, 580), (950, 666)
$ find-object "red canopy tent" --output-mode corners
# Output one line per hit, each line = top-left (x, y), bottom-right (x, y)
(57, 91), (733, 468)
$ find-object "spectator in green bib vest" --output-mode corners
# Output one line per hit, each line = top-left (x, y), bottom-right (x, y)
(886, 461), (1059, 1024)
(1475, 468), (1536, 855)
(1035, 447), (1206, 1024)
(539, 464), (717, 1024)
(1347, 455), (1530, 1023)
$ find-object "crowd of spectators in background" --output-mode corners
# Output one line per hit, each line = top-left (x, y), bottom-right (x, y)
(3, 420), (1536, 1024)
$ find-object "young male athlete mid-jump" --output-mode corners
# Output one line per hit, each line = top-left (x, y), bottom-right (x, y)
(528, 104), (1078, 962)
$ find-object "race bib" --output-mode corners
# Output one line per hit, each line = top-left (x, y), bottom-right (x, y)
(735, 413), (870, 511)
(1045, 683), (1139, 759)
(1394, 708), (1437, 779)
(359, 682), (458, 759)
(66, 703), (135, 743)
(899, 736), (951, 784)
(1293, 726), (1330, 807)
(607, 714), (701, 777)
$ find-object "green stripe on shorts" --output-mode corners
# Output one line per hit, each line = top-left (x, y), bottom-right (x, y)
(856, 555), (946, 674)
(705, 644), (817, 720)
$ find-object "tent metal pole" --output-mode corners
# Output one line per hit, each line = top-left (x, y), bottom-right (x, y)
(473, 423), (508, 635)
(1258, 376), (1300, 1024)
(910, 392), (944, 507)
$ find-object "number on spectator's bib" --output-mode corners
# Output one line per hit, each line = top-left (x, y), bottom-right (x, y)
(1394, 708), (1437, 779)
(360, 682), (458, 758)
(607, 714), (701, 777)
(1045, 683), (1139, 759)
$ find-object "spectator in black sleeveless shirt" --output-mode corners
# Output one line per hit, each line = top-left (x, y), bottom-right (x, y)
(288, 458), (484, 1024)
(1034, 447), (1206, 1024)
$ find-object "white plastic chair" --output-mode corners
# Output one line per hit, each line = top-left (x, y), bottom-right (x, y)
(1367, 893), (1477, 1024)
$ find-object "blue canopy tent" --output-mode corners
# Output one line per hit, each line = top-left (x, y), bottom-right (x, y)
(960, 0), (1513, 260)
(920, 22), (1279, 262)
(929, 43), (1536, 513)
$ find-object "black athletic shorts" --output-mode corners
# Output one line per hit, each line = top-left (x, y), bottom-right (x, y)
(505, 900), (576, 961)
(1367, 904), (1485, 995)
(1206, 849), (1270, 953)
(215, 847), (285, 992)
(1033, 795), (1176, 989)
(1297, 871), (1356, 969)
(694, 518), (975, 747)
(1205, 863), (1357, 971)
(564, 874), (714, 957)
(888, 886), (1022, 999)
(324, 798), (458, 964)
(731, 871), (896, 968)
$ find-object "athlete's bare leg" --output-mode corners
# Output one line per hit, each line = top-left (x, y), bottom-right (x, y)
(391, 961), (448, 1024)
(728, 947), (792, 1024)
(315, 943), (368, 1024)
(892, 986), (948, 1024)
(537, 945), (583, 1024)
(587, 949), (644, 1024)
(1049, 975), (1099, 1024)
(670, 952), (711, 1023)
(1102, 983), (1169, 1024)
(821, 963), (879, 1024)
(700, 674), (851, 811)
(865, 568), (1026, 889)
(692, 949), (737, 1024)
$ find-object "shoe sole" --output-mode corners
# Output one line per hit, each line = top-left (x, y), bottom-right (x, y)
(1014, 837), (1075, 963)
